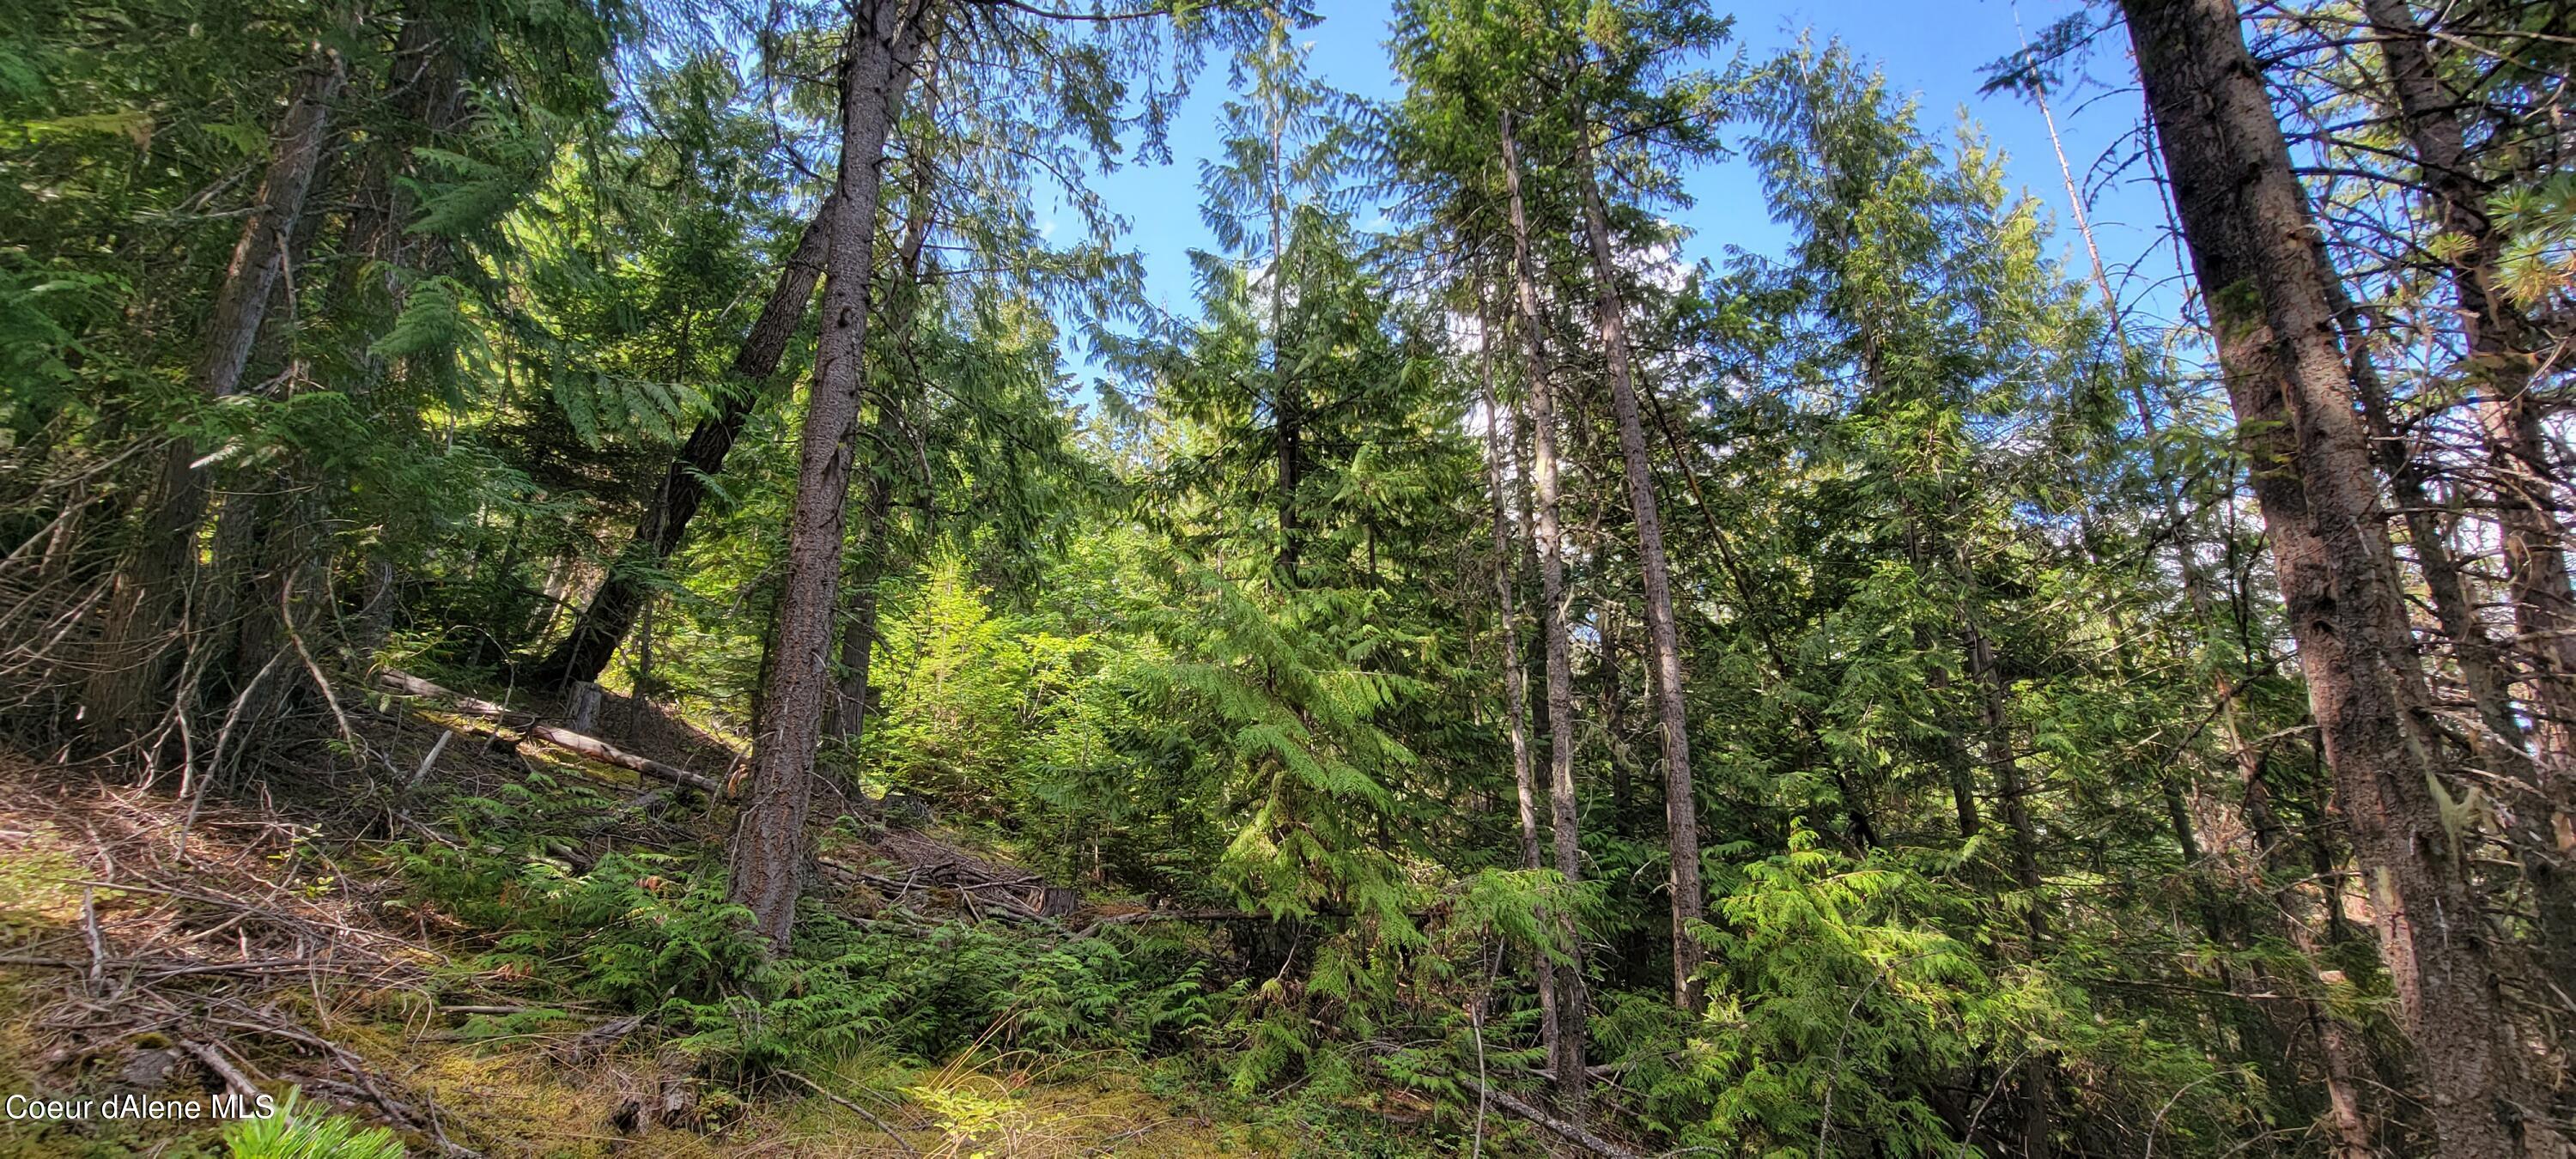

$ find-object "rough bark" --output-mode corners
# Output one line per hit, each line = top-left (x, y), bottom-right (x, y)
(2122, 1), (2563, 1151)
(531, 195), (841, 689)
(1501, 109), (1589, 1118)
(2365, 0), (2576, 1004)
(826, 127), (937, 747)
(83, 43), (348, 747)
(194, 65), (343, 404)
(1571, 123), (1705, 1014)
(1476, 292), (1561, 1066)
(729, 0), (931, 951)
(2342, 269), (2576, 1024)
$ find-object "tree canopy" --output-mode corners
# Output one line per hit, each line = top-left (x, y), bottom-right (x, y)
(3, 0), (2573, 1154)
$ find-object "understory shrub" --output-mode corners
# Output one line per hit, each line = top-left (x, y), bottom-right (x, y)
(398, 788), (1231, 1076)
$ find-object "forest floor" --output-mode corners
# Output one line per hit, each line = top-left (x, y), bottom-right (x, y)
(0, 687), (1314, 1158)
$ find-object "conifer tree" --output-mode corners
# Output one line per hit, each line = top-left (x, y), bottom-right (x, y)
(2120, 0), (2565, 1150)
(1558, 0), (1726, 1011)
(729, 0), (1247, 947)
(728, 0), (939, 948)
(17, 0), (2576, 1150)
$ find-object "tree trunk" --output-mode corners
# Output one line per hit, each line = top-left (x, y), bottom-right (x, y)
(825, 122), (937, 749)
(374, 670), (726, 795)
(729, 0), (930, 951)
(2365, 0), (2576, 1004)
(1502, 108), (1589, 1118)
(531, 194), (841, 689)
(1571, 122), (1705, 1014)
(2122, 1), (2563, 1151)
(1266, 10), (1300, 577)
(824, 477), (891, 743)
(1476, 291), (1561, 1068)
(83, 42), (347, 747)
(1962, 603), (2054, 1157)
(2136, 132), (2389, 1145)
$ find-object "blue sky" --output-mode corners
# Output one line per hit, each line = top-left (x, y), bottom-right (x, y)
(1061, 0), (2185, 373)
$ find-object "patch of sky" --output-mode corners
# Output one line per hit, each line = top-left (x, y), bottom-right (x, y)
(1024, 0), (2187, 415)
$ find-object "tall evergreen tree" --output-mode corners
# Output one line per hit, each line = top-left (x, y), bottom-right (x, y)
(2120, 0), (2566, 1151)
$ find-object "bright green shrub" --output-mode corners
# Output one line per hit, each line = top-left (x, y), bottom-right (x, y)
(222, 1091), (404, 1159)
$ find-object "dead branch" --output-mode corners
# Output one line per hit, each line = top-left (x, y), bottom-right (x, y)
(1353, 1041), (1640, 1158)
(181, 1038), (264, 1102)
(781, 1070), (918, 1156)
(1463, 1077), (1641, 1159)
(370, 670), (726, 796)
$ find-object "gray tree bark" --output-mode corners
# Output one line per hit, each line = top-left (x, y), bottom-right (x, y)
(1571, 120), (1705, 1014)
(2121, 1), (2565, 1151)
(1501, 108), (1589, 1119)
(826, 124), (939, 749)
(730, 0), (933, 950)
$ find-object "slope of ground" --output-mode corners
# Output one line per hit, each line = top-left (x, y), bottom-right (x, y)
(0, 695), (1319, 1158)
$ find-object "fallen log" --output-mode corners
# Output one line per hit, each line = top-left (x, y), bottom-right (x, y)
(372, 669), (727, 797)
(817, 856), (1054, 924)
(530, 724), (725, 797)
(1350, 1041), (1639, 1158)
(1469, 1081), (1641, 1159)
(374, 670), (531, 723)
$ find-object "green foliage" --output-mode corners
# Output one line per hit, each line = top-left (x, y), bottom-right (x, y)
(2490, 167), (2576, 307)
(404, 780), (762, 1009)
(865, 549), (1052, 807)
(399, 784), (1230, 1072)
(366, 276), (482, 370)
(0, 268), (119, 440)
(5, 0), (2507, 1149)
(1686, 826), (2002, 1154)
(223, 1091), (404, 1159)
